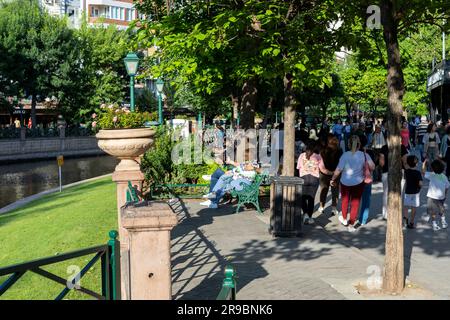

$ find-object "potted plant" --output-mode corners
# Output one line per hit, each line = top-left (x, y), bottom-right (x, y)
(95, 104), (158, 172)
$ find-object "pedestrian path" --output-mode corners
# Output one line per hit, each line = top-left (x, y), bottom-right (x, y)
(170, 175), (450, 300)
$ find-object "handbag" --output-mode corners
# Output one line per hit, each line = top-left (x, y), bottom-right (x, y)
(363, 152), (373, 184)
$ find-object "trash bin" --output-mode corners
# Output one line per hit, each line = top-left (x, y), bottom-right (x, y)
(269, 176), (304, 237)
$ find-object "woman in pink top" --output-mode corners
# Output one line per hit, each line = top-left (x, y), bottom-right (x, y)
(401, 121), (410, 150)
(297, 142), (322, 225)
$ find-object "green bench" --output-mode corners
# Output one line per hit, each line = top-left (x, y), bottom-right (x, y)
(230, 172), (269, 214)
(126, 181), (140, 203)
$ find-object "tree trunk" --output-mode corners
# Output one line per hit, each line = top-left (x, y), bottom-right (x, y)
(240, 79), (257, 130)
(31, 93), (37, 129)
(381, 0), (405, 294)
(282, 73), (296, 176)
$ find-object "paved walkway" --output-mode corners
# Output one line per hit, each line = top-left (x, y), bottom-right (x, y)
(170, 177), (450, 300)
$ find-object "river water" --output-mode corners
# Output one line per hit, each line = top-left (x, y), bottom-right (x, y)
(0, 155), (119, 209)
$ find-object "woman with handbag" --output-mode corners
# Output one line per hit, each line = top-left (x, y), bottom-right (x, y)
(331, 135), (375, 232)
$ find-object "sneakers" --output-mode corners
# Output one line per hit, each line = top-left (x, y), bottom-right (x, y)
(202, 192), (216, 199)
(202, 175), (212, 181)
(200, 200), (211, 206)
(402, 217), (408, 230)
(422, 214), (430, 223)
(208, 202), (218, 209)
(347, 224), (356, 232)
(318, 206), (324, 214)
(338, 215), (348, 226)
(303, 215), (314, 225)
(331, 206), (338, 216)
(441, 217), (448, 229)
(433, 221), (441, 231)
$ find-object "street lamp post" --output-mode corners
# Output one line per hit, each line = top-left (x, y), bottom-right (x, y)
(123, 53), (140, 112)
(156, 79), (164, 125)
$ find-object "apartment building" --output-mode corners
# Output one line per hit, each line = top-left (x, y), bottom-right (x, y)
(81, 0), (138, 29)
(39, 0), (81, 28)
(39, 0), (139, 29)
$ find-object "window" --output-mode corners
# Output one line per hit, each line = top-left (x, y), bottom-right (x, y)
(120, 8), (124, 20)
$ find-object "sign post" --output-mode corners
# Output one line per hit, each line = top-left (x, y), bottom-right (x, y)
(57, 155), (64, 192)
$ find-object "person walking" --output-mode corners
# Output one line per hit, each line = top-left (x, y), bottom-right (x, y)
(423, 123), (440, 170)
(331, 135), (375, 232)
(401, 121), (411, 151)
(297, 142), (322, 225)
(421, 159), (449, 231)
(318, 135), (343, 216)
(416, 116), (429, 161)
(357, 135), (376, 226)
(403, 155), (423, 229)
(439, 126), (450, 179)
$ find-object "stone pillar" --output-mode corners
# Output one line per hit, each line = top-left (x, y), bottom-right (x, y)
(121, 201), (178, 300)
(112, 169), (144, 300)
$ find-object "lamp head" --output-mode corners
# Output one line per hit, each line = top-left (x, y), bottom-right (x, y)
(156, 79), (164, 93)
(124, 52), (139, 76)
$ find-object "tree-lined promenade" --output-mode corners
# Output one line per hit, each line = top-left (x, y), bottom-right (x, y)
(1, 0), (450, 299)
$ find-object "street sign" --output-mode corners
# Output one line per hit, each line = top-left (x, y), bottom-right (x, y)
(57, 155), (64, 167)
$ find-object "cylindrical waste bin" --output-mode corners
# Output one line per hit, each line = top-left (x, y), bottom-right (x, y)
(269, 176), (304, 237)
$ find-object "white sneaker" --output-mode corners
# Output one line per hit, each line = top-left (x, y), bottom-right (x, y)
(200, 200), (211, 206)
(303, 215), (311, 224)
(348, 224), (356, 232)
(433, 221), (441, 231)
(441, 217), (448, 229)
(202, 193), (211, 198)
(208, 202), (218, 209)
(338, 215), (348, 226)
(205, 192), (216, 199)
(308, 217), (315, 225)
(422, 214), (431, 223)
(202, 175), (212, 181)
(318, 206), (324, 214)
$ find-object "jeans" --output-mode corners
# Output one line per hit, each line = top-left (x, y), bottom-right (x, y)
(210, 168), (225, 192)
(211, 173), (232, 204)
(358, 183), (372, 224)
(426, 146), (439, 170)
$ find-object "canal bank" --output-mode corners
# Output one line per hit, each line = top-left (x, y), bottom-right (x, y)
(0, 155), (118, 210)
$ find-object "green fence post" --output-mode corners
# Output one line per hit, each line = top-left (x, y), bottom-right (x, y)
(108, 230), (121, 300)
(217, 265), (236, 300)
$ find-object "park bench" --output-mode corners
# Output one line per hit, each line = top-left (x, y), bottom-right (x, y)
(230, 172), (269, 214)
(126, 181), (140, 203)
(216, 265), (237, 300)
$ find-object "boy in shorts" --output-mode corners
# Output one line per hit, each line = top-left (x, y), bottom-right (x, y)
(422, 159), (450, 231)
(403, 155), (422, 229)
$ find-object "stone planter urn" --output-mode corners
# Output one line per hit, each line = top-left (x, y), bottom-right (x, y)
(96, 127), (156, 300)
(96, 128), (155, 172)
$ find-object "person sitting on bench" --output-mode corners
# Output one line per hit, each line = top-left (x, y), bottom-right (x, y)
(200, 160), (259, 209)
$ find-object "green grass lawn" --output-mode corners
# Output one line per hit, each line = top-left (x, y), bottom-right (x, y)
(0, 176), (117, 300)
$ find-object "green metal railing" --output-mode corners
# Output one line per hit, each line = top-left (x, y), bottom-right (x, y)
(0, 231), (121, 300)
(216, 265), (237, 300)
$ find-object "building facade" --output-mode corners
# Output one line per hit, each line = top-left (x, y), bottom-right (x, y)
(39, 0), (139, 29)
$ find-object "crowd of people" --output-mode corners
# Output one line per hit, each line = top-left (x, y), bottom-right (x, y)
(201, 114), (450, 234)
(294, 115), (450, 232)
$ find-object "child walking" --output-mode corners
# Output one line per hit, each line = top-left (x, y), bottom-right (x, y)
(403, 155), (422, 229)
(422, 159), (449, 231)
